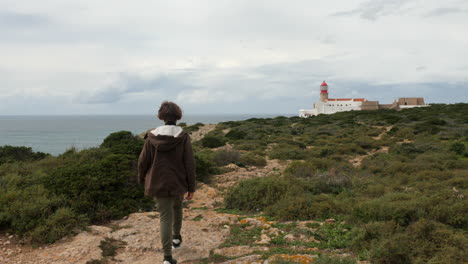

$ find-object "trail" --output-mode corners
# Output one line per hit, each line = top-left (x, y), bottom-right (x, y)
(349, 125), (392, 167)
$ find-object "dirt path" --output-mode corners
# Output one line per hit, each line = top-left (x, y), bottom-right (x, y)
(348, 125), (392, 167)
(190, 124), (217, 142)
(0, 158), (293, 264)
(349, 146), (390, 167)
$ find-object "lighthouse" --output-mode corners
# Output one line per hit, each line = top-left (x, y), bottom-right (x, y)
(320, 81), (328, 101)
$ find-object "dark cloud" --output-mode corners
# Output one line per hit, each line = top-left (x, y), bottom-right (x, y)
(0, 11), (50, 28)
(75, 71), (201, 104)
(73, 58), (467, 111)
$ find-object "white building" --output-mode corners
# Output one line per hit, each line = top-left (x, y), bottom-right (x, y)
(299, 81), (367, 117)
(299, 81), (429, 117)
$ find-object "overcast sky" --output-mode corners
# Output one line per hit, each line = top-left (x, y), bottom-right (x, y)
(1, 0), (467, 115)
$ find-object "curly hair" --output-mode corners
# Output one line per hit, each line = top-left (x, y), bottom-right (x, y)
(157, 101), (182, 122)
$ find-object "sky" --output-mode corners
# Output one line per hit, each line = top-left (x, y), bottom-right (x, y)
(0, 0), (467, 115)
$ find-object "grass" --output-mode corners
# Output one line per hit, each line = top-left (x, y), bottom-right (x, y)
(191, 214), (204, 221)
(219, 224), (263, 248)
(99, 237), (127, 257)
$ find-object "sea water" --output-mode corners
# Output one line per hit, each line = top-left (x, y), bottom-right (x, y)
(0, 114), (291, 155)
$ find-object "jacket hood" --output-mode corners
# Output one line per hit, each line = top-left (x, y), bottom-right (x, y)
(146, 132), (188, 152)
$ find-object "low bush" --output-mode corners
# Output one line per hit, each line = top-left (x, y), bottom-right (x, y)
(201, 136), (226, 148)
(224, 176), (289, 212)
(367, 220), (466, 264)
(285, 162), (353, 194)
(194, 152), (220, 183)
(214, 149), (240, 166)
(184, 122), (204, 133)
(265, 194), (337, 221)
(239, 152), (267, 166)
(100, 131), (143, 156)
(268, 144), (306, 160)
(225, 129), (247, 140)
(43, 154), (153, 223)
(449, 142), (465, 155)
(284, 161), (316, 178)
(0, 145), (49, 165)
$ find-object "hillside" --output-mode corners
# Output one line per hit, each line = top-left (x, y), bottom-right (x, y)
(0, 103), (467, 264)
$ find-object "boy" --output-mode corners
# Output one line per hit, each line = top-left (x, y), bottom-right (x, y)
(138, 101), (196, 264)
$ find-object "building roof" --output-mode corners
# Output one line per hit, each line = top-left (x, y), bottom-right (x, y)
(328, 98), (366, 101)
(321, 81), (328, 86)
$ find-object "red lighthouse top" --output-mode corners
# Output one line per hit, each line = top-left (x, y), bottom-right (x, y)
(321, 81), (328, 86)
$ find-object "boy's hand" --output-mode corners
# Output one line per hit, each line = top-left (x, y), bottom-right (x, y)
(186, 192), (194, 200)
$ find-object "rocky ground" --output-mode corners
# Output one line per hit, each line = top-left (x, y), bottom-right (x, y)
(0, 159), (369, 264)
(0, 125), (371, 264)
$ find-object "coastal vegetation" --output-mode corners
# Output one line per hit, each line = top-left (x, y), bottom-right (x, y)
(0, 103), (466, 263)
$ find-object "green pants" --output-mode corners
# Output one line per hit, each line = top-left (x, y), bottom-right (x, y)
(156, 195), (183, 256)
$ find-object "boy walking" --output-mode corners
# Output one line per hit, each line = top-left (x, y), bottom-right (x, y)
(138, 101), (196, 264)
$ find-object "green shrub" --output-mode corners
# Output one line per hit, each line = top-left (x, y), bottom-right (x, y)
(284, 161), (316, 178)
(201, 135), (226, 148)
(194, 152), (219, 183)
(225, 129), (247, 140)
(0, 145), (49, 165)
(43, 154), (153, 223)
(268, 144), (306, 160)
(285, 162), (353, 194)
(367, 220), (466, 264)
(100, 131), (143, 156)
(239, 152), (267, 166)
(449, 142), (465, 155)
(352, 192), (424, 226)
(184, 122), (204, 133)
(213, 149), (240, 166)
(265, 194), (336, 221)
(224, 177), (289, 212)
(30, 208), (88, 244)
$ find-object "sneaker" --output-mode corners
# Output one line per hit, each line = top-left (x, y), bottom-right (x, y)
(172, 235), (182, 249)
(163, 255), (177, 264)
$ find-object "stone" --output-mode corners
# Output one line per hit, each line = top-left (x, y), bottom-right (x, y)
(255, 234), (271, 244)
(213, 246), (268, 258)
(220, 254), (263, 264)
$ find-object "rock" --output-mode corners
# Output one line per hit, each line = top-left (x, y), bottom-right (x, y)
(263, 228), (280, 237)
(213, 246), (268, 258)
(225, 163), (239, 170)
(239, 217), (274, 229)
(8, 235), (13, 239)
(325, 218), (336, 224)
(220, 254), (263, 264)
(255, 234), (271, 244)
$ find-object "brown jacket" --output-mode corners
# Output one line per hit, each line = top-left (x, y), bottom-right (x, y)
(137, 131), (196, 197)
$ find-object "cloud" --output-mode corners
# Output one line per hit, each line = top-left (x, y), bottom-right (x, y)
(332, 0), (410, 21)
(74, 70), (202, 104)
(0, 11), (50, 28)
(425, 7), (468, 16)
(0, 0), (467, 114)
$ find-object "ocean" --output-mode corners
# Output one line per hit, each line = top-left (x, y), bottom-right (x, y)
(0, 114), (291, 155)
